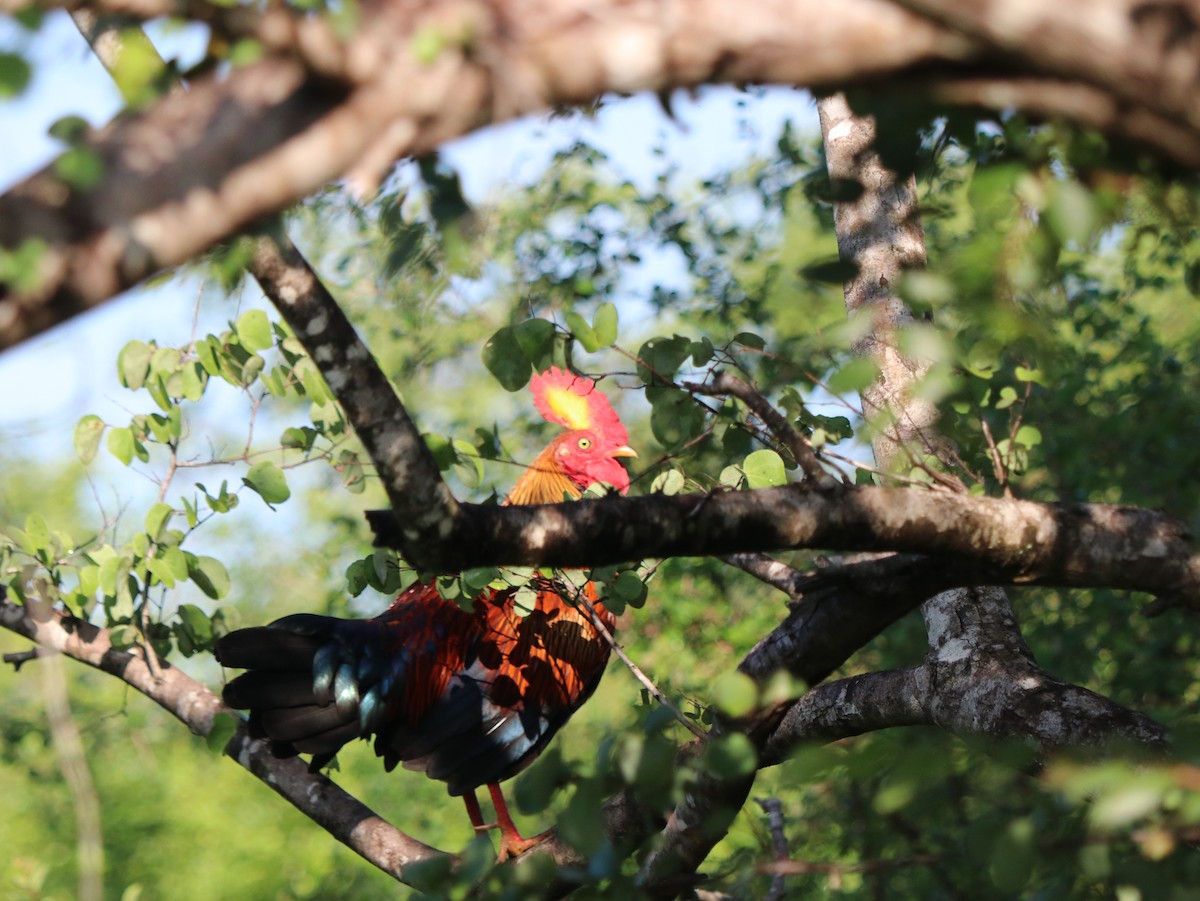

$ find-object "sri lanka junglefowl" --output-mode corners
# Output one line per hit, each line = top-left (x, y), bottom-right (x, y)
(216, 367), (636, 859)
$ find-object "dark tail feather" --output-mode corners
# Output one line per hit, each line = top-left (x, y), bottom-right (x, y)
(214, 627), (322, 671)
(216, 615), (370, 768)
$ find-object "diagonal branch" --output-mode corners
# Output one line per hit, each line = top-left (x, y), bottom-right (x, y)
(687, 370), (837, 486)
(0, 592), (445, 882)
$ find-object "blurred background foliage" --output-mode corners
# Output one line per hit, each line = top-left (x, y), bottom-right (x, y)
(2, 82), (1200, 899)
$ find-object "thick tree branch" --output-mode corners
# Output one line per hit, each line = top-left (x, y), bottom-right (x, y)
(248, 234), (460, 553)
(6, 1), (1200, 351)
(0, 0), (975, 350)
(892, 0), (1200, 132)
(367, 484), (1200, 604)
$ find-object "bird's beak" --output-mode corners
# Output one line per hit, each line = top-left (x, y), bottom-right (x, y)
(610, 445), (638, 459)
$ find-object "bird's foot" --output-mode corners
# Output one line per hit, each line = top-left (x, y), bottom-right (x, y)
(497, 828), (552, 862)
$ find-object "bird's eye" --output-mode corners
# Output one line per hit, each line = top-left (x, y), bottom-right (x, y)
(577, 437), (592, 450)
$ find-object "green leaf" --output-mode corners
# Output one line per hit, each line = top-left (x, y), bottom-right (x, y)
(243, 461), (290, 505)
(24, 513), (50, 552)
(181, 361), (206, 402)
(592, 302), (618, 347)
(48, 115), (89, 145)
(0, 52), (32, 98)
(345, 558), (370, 597)
(463, 567), (499, 593)
(609, 571), (647, 608)
(453, 438), (483, 489)
(195, 336), (221, 376)
(513, 318), (557, 368)
(482, 326), (532, 390)
(827, 357), (879, 394)
(74, 415), (105, 464)
(188, 555), (230, 599)
(1045, 180), (1097, 246)
(228, 38), (263, 67)
(995, 386), (1019, 410)
(410, 24), (446, 63)
(650, 468), (685, 495)
(54, 147), (104, 190)
(235, 309), (274, 352)
(637, 335), (690, 384)
(1014, 425), (1042, 448)
(118, 340), (153, 389)
(107, 427), (135, 466)
(712, 671), (758, 718)
(700, 733), (757, 778)
(732, 332), (766, 350)
(1014, 366), (1046, 386)
(161, 545), (189, 583)
(742, 449), (787, 489)
(647, 386), (705, 450)
(206, 712), (238, 754)
(564, 311), (600, 352)
(144, 502), (173, 540)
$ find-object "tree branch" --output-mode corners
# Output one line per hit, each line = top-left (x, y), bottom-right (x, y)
(687, 371), (837, 486)
(892, 0), (1200, 132)
(367, 484), (1200, 606)
(0, 593), (446, 884)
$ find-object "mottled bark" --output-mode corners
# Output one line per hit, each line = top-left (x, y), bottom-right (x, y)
(367, 484), (1200, 605)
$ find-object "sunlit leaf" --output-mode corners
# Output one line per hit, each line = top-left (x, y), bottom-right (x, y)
(73, 415), (105, 464)
(243, 461), (290, 505)
(188, 555), (230, 599)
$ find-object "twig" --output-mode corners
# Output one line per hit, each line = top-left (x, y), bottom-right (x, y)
(979, 416), (1010, 495)
(687, 371), (836, 486)
(720, 553), (806, 602)
(570, 581), (709, 741)
(3, 647), (43, 670)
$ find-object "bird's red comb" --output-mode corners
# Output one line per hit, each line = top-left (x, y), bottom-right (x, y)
(530, 367), (627, 443)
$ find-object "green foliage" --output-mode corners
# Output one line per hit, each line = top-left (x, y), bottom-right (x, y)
(6, 92), (1200, 900)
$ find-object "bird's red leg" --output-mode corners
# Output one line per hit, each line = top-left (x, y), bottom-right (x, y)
(487, 783), (550, 860)
(463, 790), (496, 836)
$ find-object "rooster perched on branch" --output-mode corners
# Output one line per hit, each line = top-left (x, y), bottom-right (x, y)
(216, 368), (636, 859)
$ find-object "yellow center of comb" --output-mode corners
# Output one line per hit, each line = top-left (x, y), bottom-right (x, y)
(544, 385), (593, 431)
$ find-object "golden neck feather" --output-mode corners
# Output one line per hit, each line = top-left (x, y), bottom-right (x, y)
(503, 442), (581, 506)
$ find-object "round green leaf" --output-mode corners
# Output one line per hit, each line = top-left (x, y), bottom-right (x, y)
(54, 147), (104, 190)
(235, 309), (274, 352)
(118, 340), (153, 389)
(513, 318), (556, 369)
(107, 426), (135, 466)
(711, 671), (759, 718)
(592, 302), (618, 347)
(243, 461), (290, 505)
(742, 449), (787, 489)
(74, 414), (105, 464)
(482, 326), (532, 391)
(144, 502), (173, 539)
(0, 52), (32, 99)
(206, 712), (238, 753)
